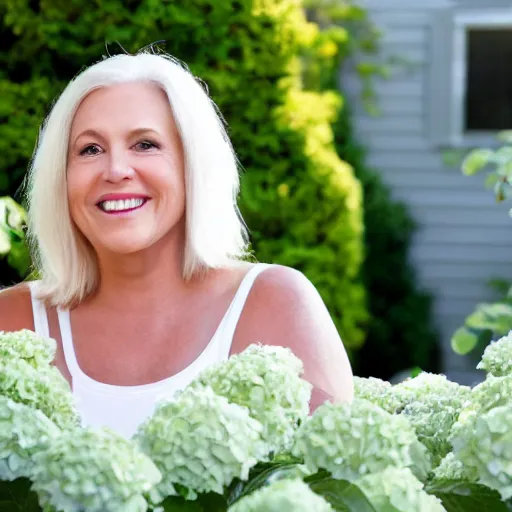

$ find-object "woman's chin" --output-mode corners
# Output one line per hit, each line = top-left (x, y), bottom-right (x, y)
(95, 238), (155, 257)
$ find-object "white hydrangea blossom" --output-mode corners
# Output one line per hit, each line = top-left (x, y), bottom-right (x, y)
(353, 376), (394, 410)
(390, 373), (471, 413)
(477, 331), (512, 377)
(190, 343), (312, 454)
(0, 396), (60, 481)
(381, 373), (471, 466)
(401, 399), (462, 467)
(356, 467), (447, 512)
(0, 329), (56, 367)
(0, 356), (79, 430)
(228, 478), (333, 512)
(450, 406), (512, 500)
(134, 385), (269, 501)
(292, 399), (431, 482)
(433, 452), (478, 482)
(31, 427), (161, 512)
(471, 375), (512, 413)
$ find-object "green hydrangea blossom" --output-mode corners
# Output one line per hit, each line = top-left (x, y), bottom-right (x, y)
(31, 427), (162, 512)
(389, 373), (471, 413)
(471, 375), (512, 413)
(432, 452), (478, 482)
(134, 385), (268, 501)
(376, 373), (471, 466)
(0, 355), (79, 430)
(477, 331), (512, 377)
(0, 396), (60, 481)
(228, 478), (333, 512)
(0, 329), (56, 367)
(190, 343), (312, 454)
(401, 399), (463, 467)
(353, 376), (394, 410)
(450, 406), (512, 499)
(356, 467), (446, 512)
(292, 399), (431, 482)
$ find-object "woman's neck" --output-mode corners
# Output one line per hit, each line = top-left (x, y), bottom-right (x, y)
(90, 231), (199, 311)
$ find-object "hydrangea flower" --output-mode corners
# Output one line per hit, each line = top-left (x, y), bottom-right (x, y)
(292, 399), (431, 482)
(0, 356), (79, 430)
(228, 478), (333, 512)
(389, 373), (471, 413)
(134, 385), (268, 501)
(353, 376), (395, 410)
(31, 427), (161, 512)
(450, 406), (512, 499)
(471, 374), (512, 413)
(190, 343), (312, 454)
(379, 373), (471, 466)
(356, 467), (446, 512)
(477, 331), (512, 377)
(432, 452), (478, 482)
(401, 399), (462, 467)
(0, 396), (60, 481)
(0, 329), (56, 367)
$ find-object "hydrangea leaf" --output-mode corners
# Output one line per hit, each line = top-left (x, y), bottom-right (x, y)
(425, 480), (511, 512)
(0, 478), (41, 512)
(305, 472), (377, 512)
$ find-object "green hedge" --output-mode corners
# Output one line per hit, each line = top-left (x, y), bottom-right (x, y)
(335, 107), (441, 378)
(0, 0), (368, 350)
(298, 1), (441, 378)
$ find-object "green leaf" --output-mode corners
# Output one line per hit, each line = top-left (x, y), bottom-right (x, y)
(227, 462), (307, 506)
(451, 326), (480, 355)
(159, 492), (227, 512)
(305, 473), (377, 512)
(461, 149), (494, 176)
(426, 480), (511, 512)
(0, 478), (42, 512)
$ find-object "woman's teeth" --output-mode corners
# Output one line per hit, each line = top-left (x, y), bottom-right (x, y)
(99, 198), (146, 212)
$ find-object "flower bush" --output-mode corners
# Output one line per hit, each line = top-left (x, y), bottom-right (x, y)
(2, 329), (512, 511)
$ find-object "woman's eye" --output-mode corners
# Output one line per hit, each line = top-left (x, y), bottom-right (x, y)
(79, 145), (100, 156)
(136, 140), (158, 151)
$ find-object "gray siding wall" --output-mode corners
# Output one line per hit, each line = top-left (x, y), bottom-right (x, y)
(343, 0), (512, 384)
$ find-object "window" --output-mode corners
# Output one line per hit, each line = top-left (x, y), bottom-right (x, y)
(430, 7), (512, 147)
(465, 29), (512, 131)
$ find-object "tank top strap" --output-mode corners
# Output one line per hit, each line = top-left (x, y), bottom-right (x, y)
(214, 263), (273, 358)
(28, 281), (50, 339)
(57, 308), (81, 378)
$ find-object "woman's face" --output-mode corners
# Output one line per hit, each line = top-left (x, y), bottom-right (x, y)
(67, 82), (186, 257)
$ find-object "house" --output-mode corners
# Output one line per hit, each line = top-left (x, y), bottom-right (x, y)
(344, 0), (512, 384)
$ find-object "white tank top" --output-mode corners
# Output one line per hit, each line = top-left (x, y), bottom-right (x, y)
(28, 263), (271, 438)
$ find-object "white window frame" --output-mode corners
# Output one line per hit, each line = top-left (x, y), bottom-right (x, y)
(429, 5), (512, 148)
(452, 9), (512, 146)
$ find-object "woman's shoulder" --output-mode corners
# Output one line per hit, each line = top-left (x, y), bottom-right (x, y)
(0, 281), (35, 332)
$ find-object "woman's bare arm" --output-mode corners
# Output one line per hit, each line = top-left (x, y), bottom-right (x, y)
(0, 284), (34, 332)
(231, 265), (355, 411)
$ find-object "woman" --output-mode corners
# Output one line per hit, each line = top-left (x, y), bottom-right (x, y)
(0, 52), (353, 438)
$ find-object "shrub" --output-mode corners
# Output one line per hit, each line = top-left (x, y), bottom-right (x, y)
(301, 0), (441, 377)
(2, 330), (512, 510)
(0, 0), (367, 350)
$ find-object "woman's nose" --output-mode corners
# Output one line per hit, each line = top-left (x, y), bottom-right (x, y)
(104, 151), (135, 182)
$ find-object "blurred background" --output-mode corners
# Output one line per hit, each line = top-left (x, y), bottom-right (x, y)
(1, 0), (511, 385)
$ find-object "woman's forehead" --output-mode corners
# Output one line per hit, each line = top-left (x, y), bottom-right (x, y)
(70, 83), (175, 138)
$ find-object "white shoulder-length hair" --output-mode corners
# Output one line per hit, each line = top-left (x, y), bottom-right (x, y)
(26, 52), (249, 307)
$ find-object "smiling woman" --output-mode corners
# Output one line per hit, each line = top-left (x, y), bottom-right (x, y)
(0, 52), (353, 438)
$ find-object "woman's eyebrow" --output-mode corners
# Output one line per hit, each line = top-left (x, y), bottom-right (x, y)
(71, 127), (161, 148)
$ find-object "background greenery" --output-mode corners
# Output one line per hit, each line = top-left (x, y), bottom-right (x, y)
(0, 0), (440, 377)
